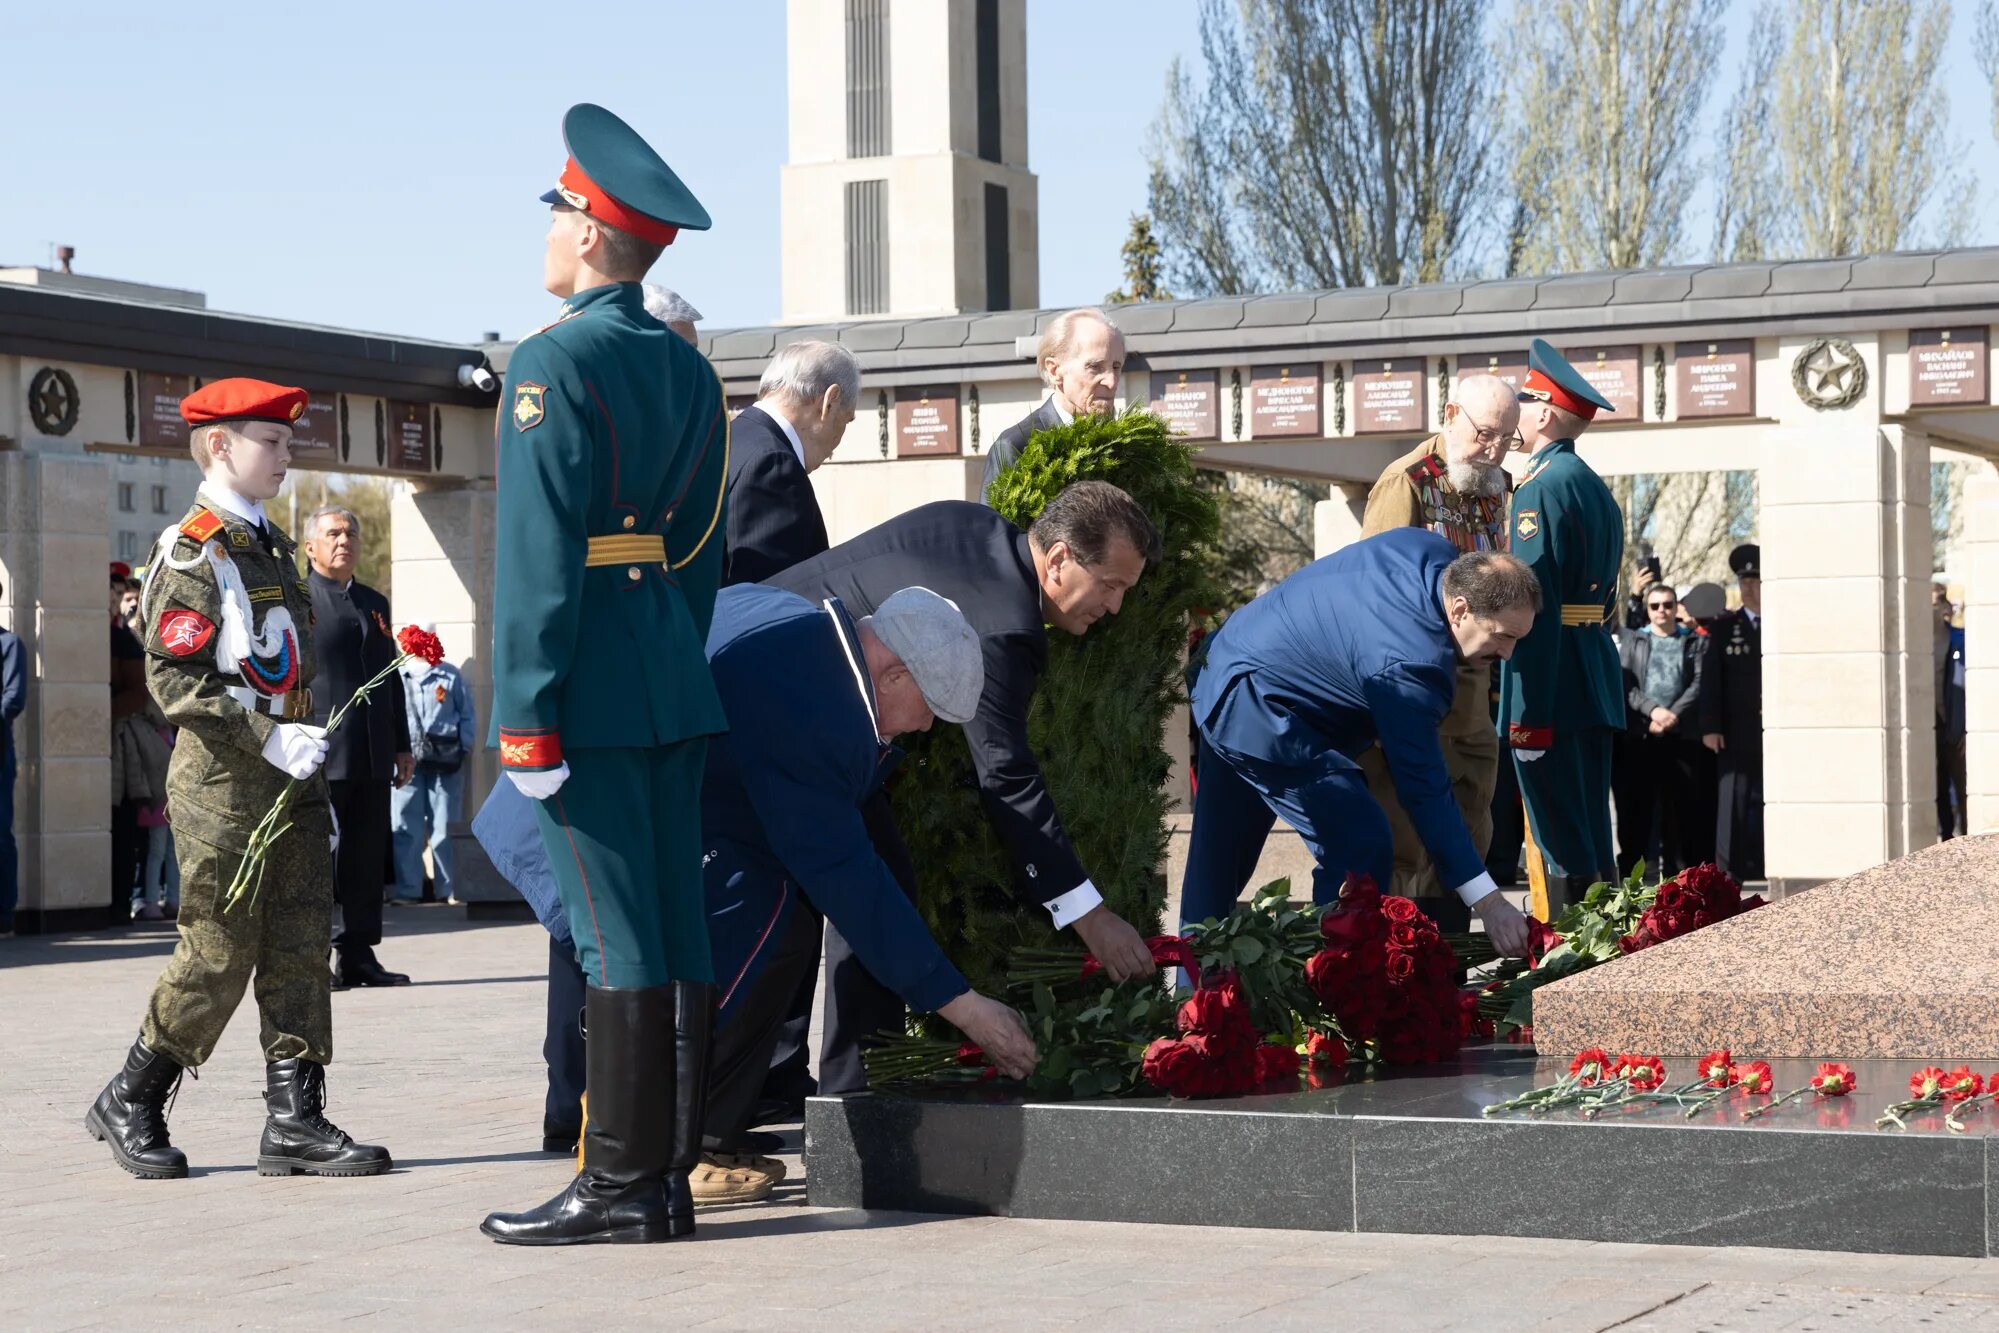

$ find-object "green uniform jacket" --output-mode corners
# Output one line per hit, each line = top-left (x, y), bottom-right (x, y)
(1498, 439), (1624, 749)
(144, 500), (332, 853)
(492, 281), (730, 771)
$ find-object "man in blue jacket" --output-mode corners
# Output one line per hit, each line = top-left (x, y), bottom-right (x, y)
(475, 582), (1037, 1202)
(1182, 529), (1538, 956)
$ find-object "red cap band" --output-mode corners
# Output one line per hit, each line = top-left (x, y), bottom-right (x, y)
(554, 158), (680, 247)
(1522, 368), (1599, 421)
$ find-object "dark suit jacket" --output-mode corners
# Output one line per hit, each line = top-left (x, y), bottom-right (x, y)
(766, 500), (1085, 908)
(724, 403), (829, 586)
(1192, 528), (1482, 892)
(1617, 627), (1705, 735)
(308, 571), (410, 784)
(979, 398), (1066, 500)
(1697, 608), (1761, 747)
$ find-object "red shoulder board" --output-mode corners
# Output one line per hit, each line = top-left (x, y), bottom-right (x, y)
(179, 508), (224, 545)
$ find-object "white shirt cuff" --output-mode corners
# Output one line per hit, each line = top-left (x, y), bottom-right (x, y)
(1046, 879), (1104, 929)
(1453, 869), (1500, 908)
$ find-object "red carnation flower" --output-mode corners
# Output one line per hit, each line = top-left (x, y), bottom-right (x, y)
(1911, 1066), (1948, 1099)
(1305, 1031), (1348, 1067)
(1810, 1062), (1855, 1097)
(1734, 1060), (1774, 1095)
(396, 625), (446, 666)
(1697, 1049), (1734, 1088)
(1612, 1053), (1666, 1090)
(1941, 1066), (1984, 1102)
(1570, 1048), (1613, 1085)
(1254, 1042), (1302, 1086)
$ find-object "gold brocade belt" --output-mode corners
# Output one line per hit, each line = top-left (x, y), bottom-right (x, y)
(1559, 603), (1611, 627)
(584, 534), (666, 567)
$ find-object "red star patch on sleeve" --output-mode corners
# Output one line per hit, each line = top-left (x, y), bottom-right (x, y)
(157, 609), (216, 657)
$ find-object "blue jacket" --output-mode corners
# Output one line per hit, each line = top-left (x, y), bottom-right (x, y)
(0, 626), (22, 763)
(1193, 528), (1482, 891)
(474, 583), (969, 1019)
(398, 660), (476, 762)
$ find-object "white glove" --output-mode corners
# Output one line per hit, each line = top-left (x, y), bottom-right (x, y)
(262, 723), (329, 780)
(1514, 749), (1546, 762)
(508, 762), (572, 801)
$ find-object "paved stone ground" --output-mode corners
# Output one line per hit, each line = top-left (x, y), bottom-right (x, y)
(6, 911), (1998, 1331)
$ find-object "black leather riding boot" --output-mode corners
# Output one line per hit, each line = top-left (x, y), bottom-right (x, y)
(259, 1059), (393, 1176)
(85, 1037), (189, 1179)
(482, 985), (676, 1245)
(666, 981), (717, 1236)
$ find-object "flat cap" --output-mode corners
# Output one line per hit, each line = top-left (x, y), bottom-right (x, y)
(870, 587), (984, 726)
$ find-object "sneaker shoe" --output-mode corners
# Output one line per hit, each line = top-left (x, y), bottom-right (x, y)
(134, 904), (166, 922)
(689, 1152), (780, 1206)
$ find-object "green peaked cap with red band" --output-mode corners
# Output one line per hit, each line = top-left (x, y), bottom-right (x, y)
(538, 102), (709, 246)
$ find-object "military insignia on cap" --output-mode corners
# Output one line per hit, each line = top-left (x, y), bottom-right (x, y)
(289, 400), (305, 421)
(514, 381), (547, 431)
(1516, 510), (1540, 540)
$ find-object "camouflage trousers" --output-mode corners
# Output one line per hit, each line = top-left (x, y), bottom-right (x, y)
(1357, 668), (1500, 900)
(140, 823), (335, 1067)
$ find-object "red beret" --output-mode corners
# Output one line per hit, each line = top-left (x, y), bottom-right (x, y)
(109, 562), (133, 580)
(179, 378), (309, 427)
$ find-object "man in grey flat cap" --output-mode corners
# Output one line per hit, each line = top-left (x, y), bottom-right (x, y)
(641, 284), (702, 344)
(476, 580), (1036, 1206)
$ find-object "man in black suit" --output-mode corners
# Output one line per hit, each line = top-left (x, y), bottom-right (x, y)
(768, 480), (1164, 1093)
(1700, 544), (1763, 881)
(980, 308), (1126, 498)
(724, 340), (853, 586)
(305, 505), (413, 988)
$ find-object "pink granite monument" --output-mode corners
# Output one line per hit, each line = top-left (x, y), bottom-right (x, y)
(1533, 834), (1999, 1059)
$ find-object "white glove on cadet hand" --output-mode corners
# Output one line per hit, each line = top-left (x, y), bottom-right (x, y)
(508, 762), (572, 801)
(1514, 749), (1546, 762)
(261, 723), (330, 780)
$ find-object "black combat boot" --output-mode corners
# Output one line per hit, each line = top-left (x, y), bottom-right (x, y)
(85, 1037), (189, 1179)
(258, 1059), (393, 1176)
(667, 981), (717, 1236)
(482, 985), (676, 1245)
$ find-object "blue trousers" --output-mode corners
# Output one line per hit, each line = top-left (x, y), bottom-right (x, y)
(0, 739), (15, 928)
(1180, 729), (1392, 929)
(390, 766), (463, 900)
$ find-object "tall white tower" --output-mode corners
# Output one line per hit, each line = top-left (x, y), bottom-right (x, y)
(781, 0), (1040, 323)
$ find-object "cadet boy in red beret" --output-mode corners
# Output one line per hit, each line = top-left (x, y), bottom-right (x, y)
(85, 378), (390, 1181)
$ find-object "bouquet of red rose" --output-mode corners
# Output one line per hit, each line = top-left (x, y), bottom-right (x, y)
(1618, 863), (1765, 953)
(1304, 877), (1465, 1066)
(224, 625), (446, 910)
(1139, 974), (1301, 1098)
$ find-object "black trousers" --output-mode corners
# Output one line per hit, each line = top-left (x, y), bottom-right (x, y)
(110, 799), (144, 922)
(542, 902), (823, 1152)
(1715, 739), (1764, 882)
(1485, 733), (1525, 887)
(329, 778), (391, 950)
(1937, 724), (1968, 839)
(816, 789), (919, 1096)
(1612, 731), (1707, 879)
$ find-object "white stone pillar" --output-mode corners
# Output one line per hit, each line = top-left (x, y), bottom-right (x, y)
(1759, 423), (1934, 891)
(1963, 461), (1999, 834)
(0, 449), (115, 928)
(1312, 483), (1370, 560)
(387, 482), (504, 902)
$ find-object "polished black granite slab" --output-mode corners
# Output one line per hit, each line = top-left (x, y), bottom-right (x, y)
(805, 1047), (1999, 1256)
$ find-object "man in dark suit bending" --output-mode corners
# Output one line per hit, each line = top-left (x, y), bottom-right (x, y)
(980, 307), (1126, 498)
(768, 480), (1163, 1093)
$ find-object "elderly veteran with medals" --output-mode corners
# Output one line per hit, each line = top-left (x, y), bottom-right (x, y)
(86, 378), (389, 1181)
(1356, 373), (1518, 932)
(480, 103), (730, 1247)
(1500, 340), (1626, 917)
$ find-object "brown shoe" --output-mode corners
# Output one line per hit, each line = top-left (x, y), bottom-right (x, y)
(689, 1152), (778, 1206)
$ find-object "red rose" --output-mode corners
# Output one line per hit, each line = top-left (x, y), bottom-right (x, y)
(1146, 935), (1200, 976)
(1654, 882), (1698, 914)
(1321, 906), (1388, 951)
(1142, 1037), (1222, 1098)
(1189, 1031), (1258, 1095)
(1384, 951), (1417, 983)
(954, 1044), (985, 1066)
(1386, 921), (1421, 951)
(1305, 1031), (1348, 1067)
(1338, 875), (1382, 914)
(1738, 894), (1766, 913)
(1254, 1042), (1302, 1086)
(1178, 977), (1255, 1041)
(1381, 895), (1421, 924)
(1458, 991), (1494, 1040)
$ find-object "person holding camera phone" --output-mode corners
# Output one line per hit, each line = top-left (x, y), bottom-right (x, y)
(389, 622), (477, 905)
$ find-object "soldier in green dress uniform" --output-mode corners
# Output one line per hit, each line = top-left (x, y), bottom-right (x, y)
(479, 104), (730, 1247)
(1499, 340), (1626, 916)
(85, 378), (390, 1181)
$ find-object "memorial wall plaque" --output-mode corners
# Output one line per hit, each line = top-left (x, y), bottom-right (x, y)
(1147, 369), (1219, 440)
(1249, 364), (1321, 438)
(387, 400), (435, 472)
(290, 391), (340, 454)
(1562, 344), (1641, 420)
(1674, 340), (1755, 418)
(1909, 328), (1989, 406)
(136, 372), (198, 451)
(1457, 351), (1528, 389)
(1352, 358), (1427, 434)
(894, 386), (960, 456)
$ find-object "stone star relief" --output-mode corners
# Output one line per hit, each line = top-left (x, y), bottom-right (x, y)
(1803, 341), (1860, 397)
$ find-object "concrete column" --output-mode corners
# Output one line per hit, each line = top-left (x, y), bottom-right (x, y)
(387, 482), (504, 903)
(1759, 423), (1935, 891)
(0, 449), (114, 929)
(1963, 461), (1999, 834)
(1312, 483), (1370, 560)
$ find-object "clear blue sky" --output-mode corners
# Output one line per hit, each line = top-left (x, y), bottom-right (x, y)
(3, 1), (1993, 343)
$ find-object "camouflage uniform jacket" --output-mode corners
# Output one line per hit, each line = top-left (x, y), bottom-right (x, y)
(143, 496), (332, 853)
